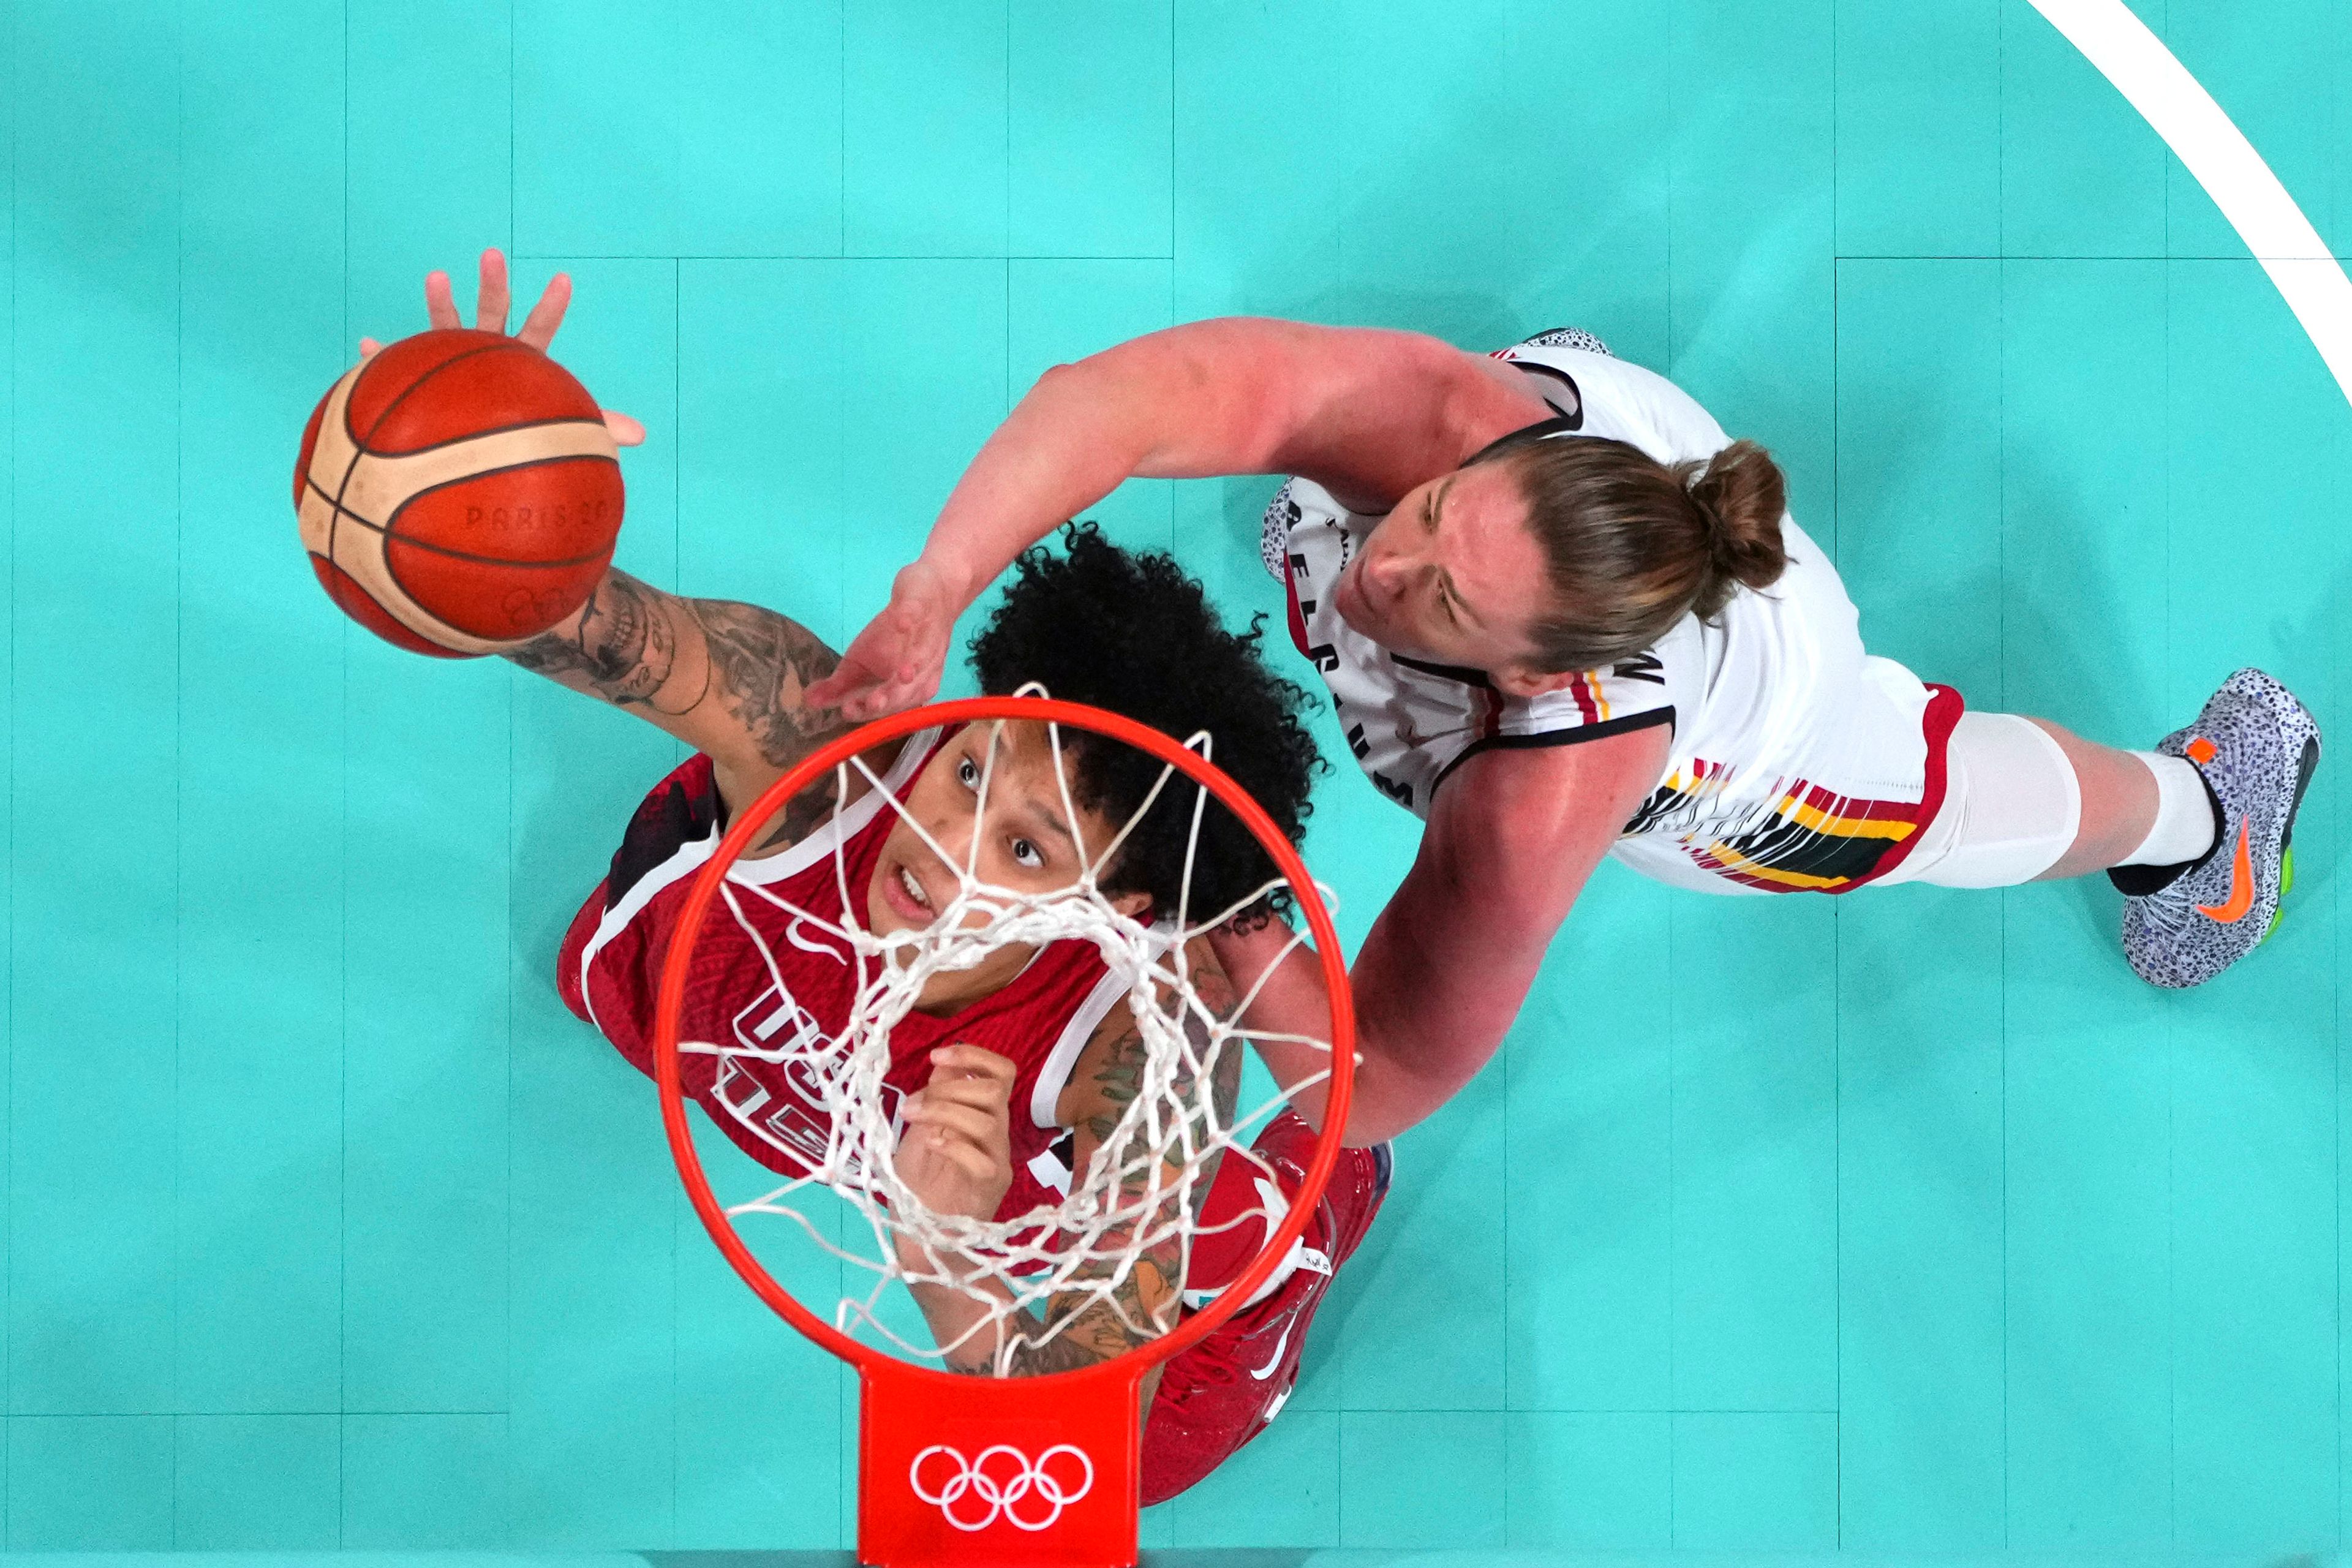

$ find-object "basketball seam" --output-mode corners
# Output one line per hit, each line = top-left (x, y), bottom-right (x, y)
(328, 342), (519, 535)
(347, 412), (612, 458)
(325, 364), (377, 588)
(318, 410), (614, 519)
(342, 338), (530, 447)
(379, 453), (621, 634)
(306, 474), (381, 531)
(384, 539), (615, 570)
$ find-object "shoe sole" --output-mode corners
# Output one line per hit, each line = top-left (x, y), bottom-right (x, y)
(2261, 733), (2321, 943)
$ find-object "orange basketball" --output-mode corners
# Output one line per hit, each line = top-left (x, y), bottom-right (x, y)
(294, 328), (624, 657)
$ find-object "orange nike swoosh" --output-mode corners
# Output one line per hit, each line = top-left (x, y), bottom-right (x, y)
(2195, 821), (2255, 923)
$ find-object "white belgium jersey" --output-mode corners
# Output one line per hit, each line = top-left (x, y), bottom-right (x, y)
(1264, 329), (1962, 895)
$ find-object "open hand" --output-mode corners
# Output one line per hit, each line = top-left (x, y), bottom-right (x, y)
(894, 1043), (1017, 1221)
(356, 247), (644, 448)
(804, 558), (961, 721)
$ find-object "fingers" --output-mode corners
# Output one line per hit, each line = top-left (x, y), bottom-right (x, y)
(411, 252), (586, 365)
(914, 1080), (1012, 1131)
(897, 1076), (1014, 1202)
(517, 270), (573, 350)
(928, 1042), (1017, 1089)
(474, 247), (512, 334)
(868, 670), (941, 722)
(825, 665), (941, 725)
(803, 644), (890, 714)
(424, 270), (461, 330)
(601, 409), (645, 447)
(909, 1128), (1005, 1188)
(799, 662), (863, 712)
(902, 1095), (1003, 1148)
(805, 586), (953, 720)
(916, 1071), (1010, 1109)
(358, 337), (382, 360)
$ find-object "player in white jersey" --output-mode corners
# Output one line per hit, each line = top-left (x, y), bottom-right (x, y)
(810, 319), (2320, 1145)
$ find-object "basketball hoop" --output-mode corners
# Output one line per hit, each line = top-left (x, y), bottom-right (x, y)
(650, 693), (1355, 1568)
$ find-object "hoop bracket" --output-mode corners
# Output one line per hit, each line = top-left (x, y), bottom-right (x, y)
(862, 1357), (1145, 1567)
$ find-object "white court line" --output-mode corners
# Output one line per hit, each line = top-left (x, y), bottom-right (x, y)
(2029, 0), (2352, 405)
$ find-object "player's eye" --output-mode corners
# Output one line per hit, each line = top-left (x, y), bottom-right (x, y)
(957, 755), (980, 790)
(1010, 837), (1044, 870)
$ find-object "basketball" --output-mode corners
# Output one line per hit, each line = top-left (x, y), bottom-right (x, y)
(293, 328), (624, 657)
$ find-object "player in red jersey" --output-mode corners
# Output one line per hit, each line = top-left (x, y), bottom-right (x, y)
(394, 249), (1388, 1502)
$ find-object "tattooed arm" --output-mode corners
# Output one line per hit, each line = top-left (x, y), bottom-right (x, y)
(891, 940), (1243, 1402)
(507, 569), (873, 856)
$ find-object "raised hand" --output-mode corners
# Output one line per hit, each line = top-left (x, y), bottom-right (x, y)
(356, 247), (644, 448)
(894, 1042), (1018, 1222)
(803, 557), (960, 721)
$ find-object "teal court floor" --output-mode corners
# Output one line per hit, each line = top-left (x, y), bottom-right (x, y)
(9, 0), (2352, 1556)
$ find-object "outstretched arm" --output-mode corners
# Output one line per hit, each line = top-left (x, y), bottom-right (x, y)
(805, 318), (1553, 719)
(1216, 725), (1672, 1146)
(508, 571), (854, 854)
(367, 249), (850, 848)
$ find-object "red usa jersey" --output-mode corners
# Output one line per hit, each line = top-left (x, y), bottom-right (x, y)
(556, 729), (1129, 1217)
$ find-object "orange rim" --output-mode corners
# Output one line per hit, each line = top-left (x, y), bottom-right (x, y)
(650, 693), (1357, 1393)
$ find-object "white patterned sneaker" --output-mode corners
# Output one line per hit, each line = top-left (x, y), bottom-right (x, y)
(2114, 668), (2320, 989)
(1517, 325), (1615, 356)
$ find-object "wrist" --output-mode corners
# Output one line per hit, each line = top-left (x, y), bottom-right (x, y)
(892, 1227), (939, 1277)
(911, 541), (985, 612)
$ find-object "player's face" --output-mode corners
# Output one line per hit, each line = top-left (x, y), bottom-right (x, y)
(1332, 460), (1553, 673)
(869, 721), (1143, 1009)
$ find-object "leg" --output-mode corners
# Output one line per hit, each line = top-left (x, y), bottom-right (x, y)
(2024, 720), (2160, 880)
(1905, 672), (2320, 989)
(1896, 711), (2211, 889)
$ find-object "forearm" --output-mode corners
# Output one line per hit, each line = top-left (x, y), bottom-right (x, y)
(916, 318), (1406, 606)
(1238, 736), (1661, 1143)
(1212, 910), (1537, 1147)
(916, 364), (1164, 609)
(507, 569), (847, 834)
(892, 1243), (1025, 1373)
(1207, 916), (1354, 1138)
(894, 1233), (1174, 1413)
(1343, 901), (1547, 1140)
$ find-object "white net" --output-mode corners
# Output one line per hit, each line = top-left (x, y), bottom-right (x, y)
(676, 695), (1340, 1375)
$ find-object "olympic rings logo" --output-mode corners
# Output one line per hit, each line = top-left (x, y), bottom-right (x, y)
(908, 1442), (1095, 1532)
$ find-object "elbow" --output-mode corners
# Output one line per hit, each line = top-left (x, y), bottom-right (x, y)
(1025, 359), (1088, 403)
(1317, 1018), (1472, 1149)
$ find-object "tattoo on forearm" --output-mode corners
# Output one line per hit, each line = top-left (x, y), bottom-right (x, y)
(692, 600), (845, 758)
(510, 571), (698, 711)
(511, 571), (854, 855)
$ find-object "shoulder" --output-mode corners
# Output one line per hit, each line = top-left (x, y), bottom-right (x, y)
(1433, 711), (1675, 846)
(1055, 935), (1231, 1126)
(1479, 653), (1678, 750)
(734, 732), (919, 861)
(1082, 936), (1232, 1049)
(1444, 711), (1673, 795)
(1496, 342), (1732, 466)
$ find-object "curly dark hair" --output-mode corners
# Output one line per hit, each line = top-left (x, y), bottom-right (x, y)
(967, 523), (1323, 921)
